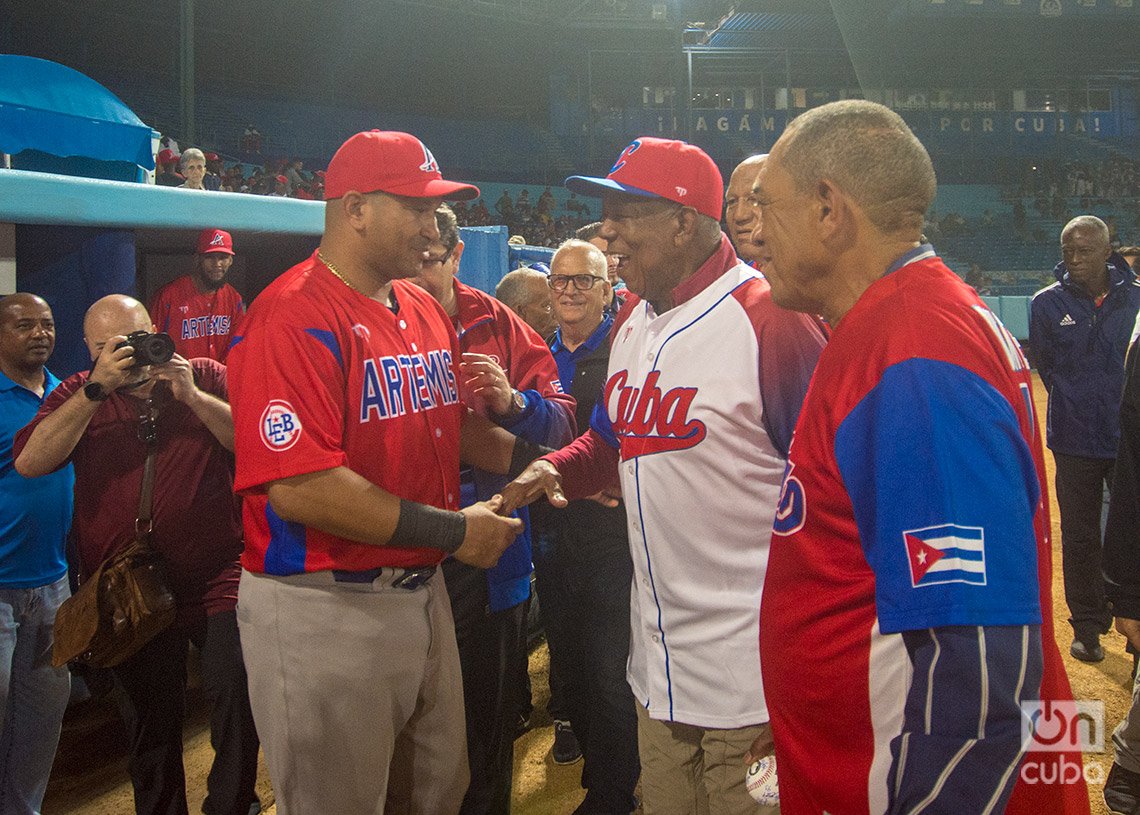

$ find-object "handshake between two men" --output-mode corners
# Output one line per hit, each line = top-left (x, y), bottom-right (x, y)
(454, 444), (621, 570)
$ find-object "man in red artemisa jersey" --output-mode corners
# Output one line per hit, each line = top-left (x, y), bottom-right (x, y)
(150, 228), (245, 362)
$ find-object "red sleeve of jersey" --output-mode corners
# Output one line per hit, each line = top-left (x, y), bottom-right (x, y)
(499, 306), (568, 399)
(494, 305), (577, 437)
(216, 285), (246, 363)
(229, 308), (348, 494)
(543, 427), (621, 501)
(731, 281), (828, 459)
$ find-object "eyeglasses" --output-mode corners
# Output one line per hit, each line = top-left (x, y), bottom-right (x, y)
(424, 247), (455, 266)
(548, 274), (605, 292)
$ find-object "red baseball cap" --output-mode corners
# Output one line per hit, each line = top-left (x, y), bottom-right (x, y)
(204, 151), (220, 161)
(565, 137), (724, 221)
(324, 130), (479, 201)
(275, 174), (288, 184)
(157, 148), (178, 166)
(196, 229), (235, 256)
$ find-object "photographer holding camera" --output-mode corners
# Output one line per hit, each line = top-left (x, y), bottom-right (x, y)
(14, 294), (260, 815)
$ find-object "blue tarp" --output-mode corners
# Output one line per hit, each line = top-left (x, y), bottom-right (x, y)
(0, 55), (155, 170)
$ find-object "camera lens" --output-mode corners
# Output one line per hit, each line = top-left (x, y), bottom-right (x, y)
(138, 333), (176, 366)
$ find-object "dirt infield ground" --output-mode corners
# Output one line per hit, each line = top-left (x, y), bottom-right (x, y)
(44, 374), (1126, 814)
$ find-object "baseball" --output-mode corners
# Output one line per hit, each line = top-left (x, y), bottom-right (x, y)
(745, 754), (779, 806)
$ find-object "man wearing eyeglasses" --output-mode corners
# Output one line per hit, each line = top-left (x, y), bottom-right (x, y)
(502, 138), (827, 813)
(14, 294), (261, 815)
(532, 239), (641, 813)
(412, 204), (576, 815)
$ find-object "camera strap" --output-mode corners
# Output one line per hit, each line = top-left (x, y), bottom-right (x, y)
(136, 397), (160, 540)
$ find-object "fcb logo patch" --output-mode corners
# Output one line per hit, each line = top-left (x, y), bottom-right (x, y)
(260, 400), (302, 451)
(903, 524), (987, 588)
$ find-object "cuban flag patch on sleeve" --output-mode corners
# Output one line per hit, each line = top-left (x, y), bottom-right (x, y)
(903, 524), (986, 588)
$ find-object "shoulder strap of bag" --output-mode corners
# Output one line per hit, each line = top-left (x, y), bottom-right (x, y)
(135, 396), (160, 545)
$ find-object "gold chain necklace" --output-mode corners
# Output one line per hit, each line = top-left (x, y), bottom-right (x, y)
(317, 251), (365, 295)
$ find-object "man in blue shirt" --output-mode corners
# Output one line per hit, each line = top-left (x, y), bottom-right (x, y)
(533, 239), (639, 814)
(0, 293), (74, 815)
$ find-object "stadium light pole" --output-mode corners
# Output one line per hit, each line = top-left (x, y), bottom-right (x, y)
(180, 0), (196, 144)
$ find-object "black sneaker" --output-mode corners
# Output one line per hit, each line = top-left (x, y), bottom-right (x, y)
(1071, 635), (1105, 663)
(1104, 762), (1140, 815)
(552, 719), (583, 765)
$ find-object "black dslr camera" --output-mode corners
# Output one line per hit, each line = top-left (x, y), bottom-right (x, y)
(116, 331), (176, 368)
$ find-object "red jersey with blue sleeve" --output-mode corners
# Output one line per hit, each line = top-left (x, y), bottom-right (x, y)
(452, 280), (575, 611)
(228, 252), (464, 574)
(150, 275), (245, 362)
(760, 247), (1087, 814)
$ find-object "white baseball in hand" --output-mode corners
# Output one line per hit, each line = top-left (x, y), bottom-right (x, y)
(745, 754), (779, 806)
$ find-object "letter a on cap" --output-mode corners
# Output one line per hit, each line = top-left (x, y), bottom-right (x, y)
(419, 143), (440, 173)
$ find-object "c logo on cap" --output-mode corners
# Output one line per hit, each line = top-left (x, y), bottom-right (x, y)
(260, 400), (302, 451)
(610, 139), (642, 174)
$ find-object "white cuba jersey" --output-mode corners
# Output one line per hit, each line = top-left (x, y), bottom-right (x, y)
(593, 240), (825, 727)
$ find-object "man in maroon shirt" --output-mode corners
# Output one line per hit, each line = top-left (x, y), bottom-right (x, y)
(14, 294), (259, 815)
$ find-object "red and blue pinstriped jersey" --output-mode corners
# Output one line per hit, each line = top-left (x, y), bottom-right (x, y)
(229, 251), (464, 574)
(761, 247), (1088, 814)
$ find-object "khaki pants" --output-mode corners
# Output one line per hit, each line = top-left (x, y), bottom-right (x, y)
(237, 568), (468, 815)
(636, 703), (779, 815)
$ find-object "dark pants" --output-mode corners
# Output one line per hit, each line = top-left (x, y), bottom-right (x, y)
(112, 610), (259, 815)
(1054, 452), (1115, 640)
(443, 560), (528, 815)
(533, 528), (640, 814)
(525, 585), (571, 722)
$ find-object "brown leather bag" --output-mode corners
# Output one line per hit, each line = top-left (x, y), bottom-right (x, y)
(52, 397), (176, 668)
(51, 538), (176, 668)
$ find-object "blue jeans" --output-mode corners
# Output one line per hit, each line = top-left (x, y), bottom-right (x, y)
(0, 576), (71, 815)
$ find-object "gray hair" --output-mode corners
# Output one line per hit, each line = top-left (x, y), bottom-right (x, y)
(496, 268), (549, 312)
(1061, 215), (1110, 246)
(551, 239), (608, 278)
(180, 148), (205, 168)
(776, 100), (936, 235)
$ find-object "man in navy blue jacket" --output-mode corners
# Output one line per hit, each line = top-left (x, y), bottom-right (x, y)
(1030, 214), (1140, 662)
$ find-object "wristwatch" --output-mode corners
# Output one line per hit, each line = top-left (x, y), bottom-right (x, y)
(83, 381), (111, 402)
(506, 389), (526, 418)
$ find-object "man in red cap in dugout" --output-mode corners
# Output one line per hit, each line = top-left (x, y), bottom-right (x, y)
(227, 131), (541, 813)
(149, 228), (245, 362)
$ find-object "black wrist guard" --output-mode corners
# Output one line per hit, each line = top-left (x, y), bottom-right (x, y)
(392, 500), (466, 554)
(508, 437), (553, 480)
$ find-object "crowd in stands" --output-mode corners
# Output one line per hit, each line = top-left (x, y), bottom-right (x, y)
(451, 188), (593, 247)
(153, 139), (594, 247)
(1014, 157), (1140, 200)
(1007, 158), (1140, 232)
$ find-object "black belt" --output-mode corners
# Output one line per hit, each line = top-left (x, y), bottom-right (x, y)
(331, 565), (437, 591)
